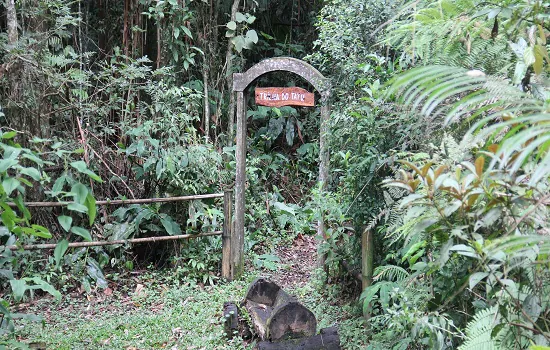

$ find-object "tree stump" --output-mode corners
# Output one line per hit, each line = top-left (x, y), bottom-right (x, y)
(223, 302), (239, 339)
(244, 278), (317, 341)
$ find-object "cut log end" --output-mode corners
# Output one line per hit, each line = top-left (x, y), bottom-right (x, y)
(244, 278), (317, 342)
(245, 277), (282, 305)
(256, 327), (341, 350)
(267, 302), (317, 341)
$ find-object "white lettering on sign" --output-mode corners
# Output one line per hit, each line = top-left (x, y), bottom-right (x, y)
(255, 87), (315, 107)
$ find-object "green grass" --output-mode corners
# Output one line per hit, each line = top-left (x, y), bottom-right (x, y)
(9, 270), (367, 349)
(13, 274), (254, 349)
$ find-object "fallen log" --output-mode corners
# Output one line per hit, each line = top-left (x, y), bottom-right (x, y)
(255, 327), (341, 350)
(244, 278), (317, 341)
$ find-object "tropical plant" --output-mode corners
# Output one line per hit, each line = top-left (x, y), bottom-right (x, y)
(362, 53), (550, 348)
(0, 130), (105, 338)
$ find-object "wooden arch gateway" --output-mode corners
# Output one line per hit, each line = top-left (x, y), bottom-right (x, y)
(230, 57), (331, 279)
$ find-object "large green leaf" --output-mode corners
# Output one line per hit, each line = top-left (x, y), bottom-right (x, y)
(160, 215), (182, 236)
(235, 12), (247, 23)
(71, 183), (88, 204)
(0, 159), (18, 172)
(20, 167), (41, 181)
(26, 277), (61, 301)
(71, 226), (92, 242)
(22, 225), (52, 239)
(51, 175), (66, 195)
(469, 272), (489, 289)
(246, 29), (258, 44)
(1, 131), (17, 139)
(87, 258), (108, 289)
(226, 21), (236, 30)
(54, 239), (69, 268)
(9, 279), (27, 302)
(67, 202), (88, 214)
(70, 161), (103, 183)
(58, 216), (72, 232)
(2, 178), (20, 196)
(86, 194), (97, 226)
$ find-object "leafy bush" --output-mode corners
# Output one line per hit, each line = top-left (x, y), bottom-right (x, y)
(0, 131), (103, 338)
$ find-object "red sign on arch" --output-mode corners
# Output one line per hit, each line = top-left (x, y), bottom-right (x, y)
(255, 87), (315, 107)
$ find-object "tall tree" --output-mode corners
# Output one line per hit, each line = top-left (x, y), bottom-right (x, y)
(6, 0), (18, 44)
(224, 0), (240, 145)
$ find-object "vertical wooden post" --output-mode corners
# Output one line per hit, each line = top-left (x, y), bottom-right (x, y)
(317, 90), (331, 268)
(232, 90), (246, 278)
(362, 228), (374, 319)
(222, 190), (233, 280)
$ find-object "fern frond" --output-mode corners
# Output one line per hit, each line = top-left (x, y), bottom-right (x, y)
(387, 206), (435, 245)
(458, 306), (500, 350)
(366, 207), (390, 232)
(373, 264), (410, 283)
(387, 65), (550, 185)
(484, 235), (550, 270)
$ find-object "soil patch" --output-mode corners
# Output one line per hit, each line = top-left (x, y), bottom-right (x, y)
(268, 233), (317, 290)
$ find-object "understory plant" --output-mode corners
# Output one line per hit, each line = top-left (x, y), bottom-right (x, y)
(363, 62), (550, 349)
(0, 130), (103, 338)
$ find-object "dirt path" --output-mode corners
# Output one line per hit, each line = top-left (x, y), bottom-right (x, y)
(268, 234), (318, 290)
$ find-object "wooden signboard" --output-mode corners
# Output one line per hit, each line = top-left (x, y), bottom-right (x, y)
(255, 87), (315, 107)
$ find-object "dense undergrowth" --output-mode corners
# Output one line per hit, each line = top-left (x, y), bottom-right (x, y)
(1, 0), (550, 349)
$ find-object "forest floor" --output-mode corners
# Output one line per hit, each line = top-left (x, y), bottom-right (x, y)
(11, 235), (367, 349)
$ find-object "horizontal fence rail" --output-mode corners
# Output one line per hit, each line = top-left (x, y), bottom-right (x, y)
(7, 193), (225, 208)
(7, 232), (222, 251)
(5, 191), (235, 280)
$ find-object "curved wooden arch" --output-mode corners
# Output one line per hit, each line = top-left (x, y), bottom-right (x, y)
(233, 57), (331, 93)
(230, 58), (331, 280)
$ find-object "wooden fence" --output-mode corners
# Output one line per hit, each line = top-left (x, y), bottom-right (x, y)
(7, 191), (235, 280)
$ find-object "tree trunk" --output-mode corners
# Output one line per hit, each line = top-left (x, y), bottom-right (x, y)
(362, 229), (374, 290)
(156, 0), (162, 68)
(123, 0), (130, 57)
(203, 66), (210, 142)
(225, 0), (240, 145)
(6, 0), (19, 44)
(98, 0), (106, 58)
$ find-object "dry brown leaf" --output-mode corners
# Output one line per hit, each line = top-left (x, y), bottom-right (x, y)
(134, 283), (145, 297)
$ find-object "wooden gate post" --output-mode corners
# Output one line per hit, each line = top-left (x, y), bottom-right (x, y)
(317, 89), (331, 268)
(232, 91), (246, 279)
(222, 190), (233, 280)
(362, 228), (374, 319)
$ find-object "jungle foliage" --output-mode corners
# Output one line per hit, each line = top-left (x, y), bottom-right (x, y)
(310, 0), (550, 349)
(0, 0), (323, 343)
(0, 0), (549, 349)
